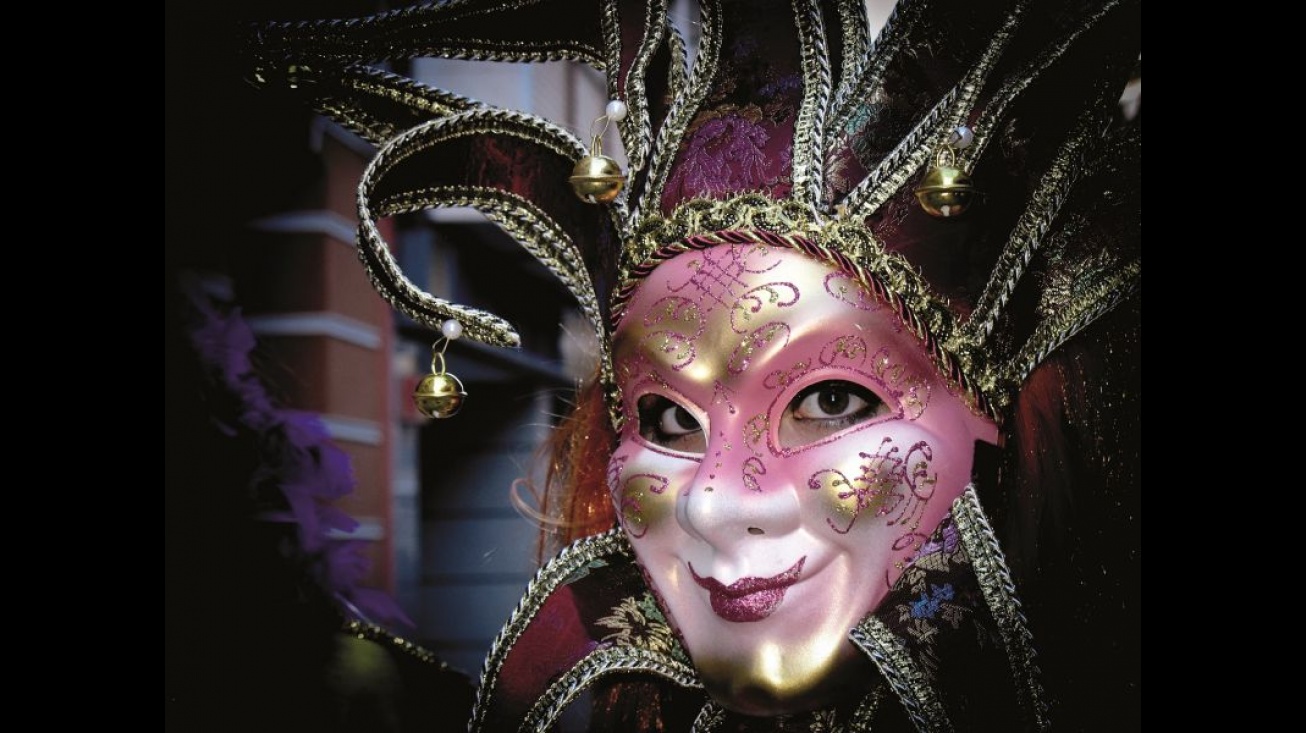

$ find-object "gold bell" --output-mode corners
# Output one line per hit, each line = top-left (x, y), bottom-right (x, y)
(914, 146), (976, 219)
(569, 137), (626, 204)
(413, 351), (466, 419)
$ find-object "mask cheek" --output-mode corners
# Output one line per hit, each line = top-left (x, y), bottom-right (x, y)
(795, 431), (948, 551)
(608, 442), (695, 541)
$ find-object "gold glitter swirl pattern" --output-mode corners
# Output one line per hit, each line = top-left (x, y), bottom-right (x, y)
(951, 487), (1049, 730)
(609, 195), (996, 423)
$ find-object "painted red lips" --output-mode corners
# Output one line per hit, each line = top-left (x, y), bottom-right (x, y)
(688, 557), (807, 622)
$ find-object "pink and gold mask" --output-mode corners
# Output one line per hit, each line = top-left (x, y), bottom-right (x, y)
(609, 244), (998, 715)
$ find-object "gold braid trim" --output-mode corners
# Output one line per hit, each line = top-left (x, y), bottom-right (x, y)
(841, 0), (1029, 219)
(1003, 259), (1139, 390)
(690, 684), (885, 732)
(635, 0), (723, 222)
(518, 647), (702, 733)
(825, 0), (924, 151)
(375, 185), (616, 397)
(959, 107), (1115, 346)
(849, 616), (954, 732)
(791, 0), (833, 208)
(341, 618), (447, 669)
(827, 0), (872, 120)
(963, 0), (1125, 167)
(356, 107), (600, 347)
(602, 0), (668, 180)
(692, 701), (727, 732)
(312, 67), (478, 144)
(470, 529), (633, 732)
(249, 0), (606, 68)
(951, 487), (1049, 731)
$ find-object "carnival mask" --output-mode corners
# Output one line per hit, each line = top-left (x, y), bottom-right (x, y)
(609, 244), (999, 715)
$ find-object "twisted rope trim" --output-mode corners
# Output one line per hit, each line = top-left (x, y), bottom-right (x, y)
(960, 108), (1116, 347)
(825, 0), (924, 150)
(827, 0), (873, 120)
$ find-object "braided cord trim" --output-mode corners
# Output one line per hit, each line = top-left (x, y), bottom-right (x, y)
(518, 646), (702, 733)
(959, 107), (1113, 346)
(791, 0), (833, 209)
(248, 0), (605, 68)
(602, 0), (668, 180)
(826, 0), (872, 120)
(951, 487), (1049, 730)
(311, 66), (478, 144)
(849, 616), (954, 732)
(962, 0), (1125, 166)
(634, 0), (723, 222)
(1002, 260), (1139, 390)
(825, 0), (924, 150)
(841, 0), (1030, 219)
(356, 107), (592, 345)
(342, 618), (446, 668)
(375, 184), (615, 396)
(470, 529), (632, 731)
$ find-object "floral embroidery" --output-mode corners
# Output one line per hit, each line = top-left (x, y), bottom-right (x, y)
(595, 594), (681, 658)
(909, 583), (955, 620)
(887, 515), (977, 677)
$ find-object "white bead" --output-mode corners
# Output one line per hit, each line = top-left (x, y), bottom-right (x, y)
(605, 99), (628, 122)
(951, 126), (974, 149)
(441, 319), (464, 340)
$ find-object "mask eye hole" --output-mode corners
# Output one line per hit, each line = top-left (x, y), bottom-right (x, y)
(636, 394), (706, 453)
(778, 380), (892, 448)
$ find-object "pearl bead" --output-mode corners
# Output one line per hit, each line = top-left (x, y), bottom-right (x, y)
(441, 319), (463, 340)
(605, 99), (628, 122)
(951, 125), (974, 149)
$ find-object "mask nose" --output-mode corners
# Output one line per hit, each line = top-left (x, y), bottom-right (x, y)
(677, 433), (801, 550)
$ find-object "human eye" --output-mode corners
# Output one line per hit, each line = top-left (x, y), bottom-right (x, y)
(636, 394), (705, 453)
(780, 380), (891, 446)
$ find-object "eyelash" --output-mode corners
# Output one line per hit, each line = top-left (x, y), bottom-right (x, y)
(788, 380), (887, 427)
(636, 394), (703, 448)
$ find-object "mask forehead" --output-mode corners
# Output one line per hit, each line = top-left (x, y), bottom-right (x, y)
(613, 245), (936, 417)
